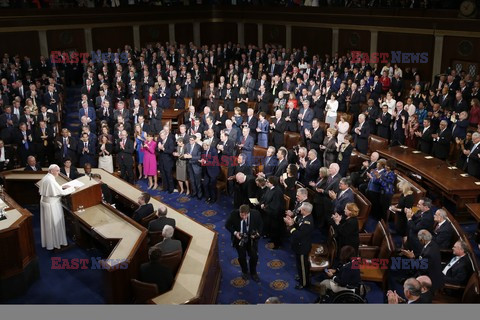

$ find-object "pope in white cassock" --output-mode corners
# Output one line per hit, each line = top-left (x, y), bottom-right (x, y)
(38, 164), (75, 250)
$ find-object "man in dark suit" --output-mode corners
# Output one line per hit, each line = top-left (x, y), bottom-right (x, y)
(157, 80), (171, 109)
(15, 122), (33, 167)
(153, 225), (182, 254)
(376, 104), (391, 140)
(273, 148), (288, 177)
(306, 118), (324, 153)
(80, 79), (97, 103)
(24, 155), (42, 171)
(405, 198), (435, 256)
(432, 209), (454, 250)
(184, 135), (203, 200)
(233, 172), (257, 208)
(148, 205), (176, 232)
(0, 106), (19, 144)
(329, 177), (355, 218)
(364, 99), (379, 134)
(387, 278), (423, 304)
(77, 132), (96, 167)
(115, 130), (135, 184)
(259, 146), (278, 178)
(282, 101), (298, 132)
(431, 120), (452, 160)
(43, 85), (60, 112)
(217, 130), (236, 195)
(260, 177), (285, 249)
(284, 201), (315, 289)
(157, 130), (175, 193)
(465, 132), (480, 179)
(256, 85), (272, 114)
(239, 127), (254, 166)
(301, 150), (321, 186)
(132, 192), (154, 223)
(353, 114), (370, 154)
(349, 83), (362, 119)
(442, 240), (473, 287)
(201, 140), (220, 204)
(271, 110), (286, 151)
(416, 118), (434, 154)
(139, 247), (174, 295)
(225, 205), (263, 282)
(391, 102), (409, 146)
(33, 120), (54, 166)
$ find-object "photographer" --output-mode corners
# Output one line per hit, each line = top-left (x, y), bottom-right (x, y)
(225, 204), (263, 282)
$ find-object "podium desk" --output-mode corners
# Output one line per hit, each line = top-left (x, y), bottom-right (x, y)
(378, 146), (480, 210)
(85, 169), (221, 304)
(1, 168), (221, 304)
(0, 192), (39, 301)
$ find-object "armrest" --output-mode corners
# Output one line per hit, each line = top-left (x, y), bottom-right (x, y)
(359, 234), (373, 245)
(358, 246), (379, 259)
(443, 283), (466, 291)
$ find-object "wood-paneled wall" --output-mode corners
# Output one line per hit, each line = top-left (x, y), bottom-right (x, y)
(47, 29), (86, 52)
(139, 24), (170, 45)
(263, 24), (286, 47)
(174, 23), (194, 46)
(291, 27), (332, 60)
(92, 27), (133, 51)
(377, 32), (434, 81)
(0, 31), (40, 58)
(338, 29), (370, 56)
(441, 36), (480, 75)
(200, 22), (237, 45)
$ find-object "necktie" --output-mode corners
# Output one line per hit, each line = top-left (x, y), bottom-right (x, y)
(443, 256), (459, 275)
(24, 132), (29, 150)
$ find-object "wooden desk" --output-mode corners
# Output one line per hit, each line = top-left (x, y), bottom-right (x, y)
(0, 192), (39, 301)
(377, 146), (480, 210)
(87, 169), (221, 305)
(1, 168), (220, 304)
(161, 108), (185, 130)
(466, 203), (480, 243)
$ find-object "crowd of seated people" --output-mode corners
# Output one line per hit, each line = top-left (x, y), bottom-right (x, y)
(1, 39), (479, 303)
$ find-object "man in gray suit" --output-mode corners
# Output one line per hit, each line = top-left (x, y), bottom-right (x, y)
(154, 225), (182, 254)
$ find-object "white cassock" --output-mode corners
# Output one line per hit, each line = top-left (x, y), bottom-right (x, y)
(38, 173), (75, 250)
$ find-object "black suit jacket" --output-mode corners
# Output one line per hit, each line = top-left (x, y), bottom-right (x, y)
(24, 164), (42, 171)
(308, 127), (324, 152)
(225, 209), (264, 245)
(115, 138), (134, 165)
(261, 186), (285, 219)
(418, 126), (434, 154)
(432, 128), (452, 160)
(432, 220), (454, 250)
(132, 203), (154, 222)
(444, 255), (472, 286)
(139, 261), (173, 294)
(274, 159), (288, 177)
(148, 216), (177, 232)
(417, 241), (444, 291)
(60, 166), (81, 180)
(333, 217), (359, 252)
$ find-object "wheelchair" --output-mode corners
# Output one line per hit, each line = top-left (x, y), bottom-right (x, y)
(316, 282), (368, 304)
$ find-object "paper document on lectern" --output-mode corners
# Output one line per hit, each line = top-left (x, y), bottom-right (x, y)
(62, 179), (84, 189)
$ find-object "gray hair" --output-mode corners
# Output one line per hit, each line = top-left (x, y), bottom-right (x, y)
(162, 225), (174, 239)
(404, 278), (422, 297)
(300, 202), (313, 214)
(417, 229), (432, 242)
(472, 132), (480, 140)
(436, 209), (447, 220)
(297, 188), (308, 197)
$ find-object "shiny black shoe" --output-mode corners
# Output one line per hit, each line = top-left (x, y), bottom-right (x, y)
(295, 284), (310, 290)
(251, 274), (260, 282)
(241, 273), (249, 281)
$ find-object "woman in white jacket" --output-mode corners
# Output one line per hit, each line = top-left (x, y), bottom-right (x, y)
(325, 93), (339, 128)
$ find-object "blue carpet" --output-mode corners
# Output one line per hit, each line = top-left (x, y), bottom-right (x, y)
(135, 179), (385, 304)
(5, 205), (105, 304)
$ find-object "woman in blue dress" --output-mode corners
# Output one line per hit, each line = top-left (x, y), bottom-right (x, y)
(256, 112), (270, 148)
(133, 124), (147, 179)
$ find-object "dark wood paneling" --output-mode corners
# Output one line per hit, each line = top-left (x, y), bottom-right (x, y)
(338, 29), (370, 56)
(244, 23), (258, 46)
(263, 24), (286, 47)
(292, 27), (332, 60)
(139, 24), (169, 46)
(174, 23), (193, 46)
(92, 26), (133, 51)
(377, 32), (434, 81)
(200, 22), (237, 46)
(47, 29), (86, 52)
(0, 31), (40, 58)
(441, 36), (480, 74)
